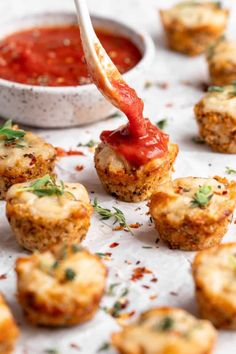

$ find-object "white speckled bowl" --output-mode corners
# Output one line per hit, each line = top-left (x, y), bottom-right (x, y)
(0, 12), (155, 128)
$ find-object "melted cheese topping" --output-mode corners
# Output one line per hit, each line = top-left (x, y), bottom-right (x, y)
(0, 295), (14, 323)
(209, 40), (236, 64)
(151, 177), (234, 224)
(96, 143), (171, 172)
(6, 181), (90, 220)
(114, 308), (216, 354)
(163, 2), (227, 28)
(200, 86), (236, 118)
(0, 130), (55, 171)
(194, 244), (236, 306)
(16, 247), (106, 305)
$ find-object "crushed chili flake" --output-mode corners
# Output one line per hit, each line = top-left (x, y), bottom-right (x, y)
(70, 343), (81, 350)
(149, 295), (158, 300)
(151, 277), (158, 283)
(124, 260), (132, 265)
(136, 260), (141, 265)
(55, 147), (85, 157)
(142, 285), (150, 289)
(157, 81), (169, 90)
(155, 238), (160, 244)
(113, 225), (124, 231)
(0, 274), (7, 280)
(75, 164), (84, 171)
(109, 242), (119, 248)
(165, 102), (173, 108)
(131, 267), (152, 281)
(129, 223), (142, 229)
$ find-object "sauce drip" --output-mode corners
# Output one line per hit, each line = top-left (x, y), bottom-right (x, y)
(101, 79), (169, 167)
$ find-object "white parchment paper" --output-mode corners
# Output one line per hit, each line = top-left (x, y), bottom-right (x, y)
(0, 0), (236, 353)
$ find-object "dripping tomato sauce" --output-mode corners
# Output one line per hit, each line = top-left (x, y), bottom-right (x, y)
(100, 79), (169, 167)
(0, 25), (142, 87)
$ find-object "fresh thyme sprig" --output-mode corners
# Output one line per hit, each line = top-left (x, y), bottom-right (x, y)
(225, 166), (236, 175)
(19, 175), (74, 198)
(191, 185), (213, 208)
(0, 120), (25, 142)
(93, 198), (133, 234)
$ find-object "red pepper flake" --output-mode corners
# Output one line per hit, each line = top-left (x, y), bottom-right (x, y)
(56, 147), (85, 157)
(142, 285), (150, 289)
(165, 102), (173, 108)
(75, 164), (84, 171)
(0, 274), (7, 280)
(151, 277), (158, 283)
(70, 343), (81, 350)
(129, 223), (142, 229)
(113, 225), (124, 231)
(157, 81), (169, 90)
(131, 267), (152, 281)
(149, 295), (158, 300)
(136, 260), (141, 265)
(109, 242), (119, 248)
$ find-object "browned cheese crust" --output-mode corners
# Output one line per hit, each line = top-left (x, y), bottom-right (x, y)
(94, 142), (178, 202)
(0, 294), (19, 354)
(0, 129), (56, 200)
(160, 2), (228, 56)
(193, 243), (236, 329)
(6, 180), (93, 251)
(207, 39), (236, 85)
(195, 85), (236, 153)
(112, 307), (217, 354)
(149, 176), (236, 251)
(15, 245), (107, 326)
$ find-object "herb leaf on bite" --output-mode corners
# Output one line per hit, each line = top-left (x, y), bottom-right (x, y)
(191, 185), (213, 208)
(0, 120), (25, 143)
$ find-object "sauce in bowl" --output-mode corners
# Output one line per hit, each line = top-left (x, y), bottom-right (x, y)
(0, 25), (142, 87)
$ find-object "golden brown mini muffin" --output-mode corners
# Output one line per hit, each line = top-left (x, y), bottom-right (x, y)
(160, 1), (228, 56)
(6, 176), (93, 251)
(15, 244), (107, 326)
(0, 120), (56, 200)
(207, 39), (236, 85)
(112, 307), (217, 354)
(149, 176), (236, 251)
(195, 85), (236, 153)
(94, 142), (178, 202)
(193, 243), (236, 329)
(0, 294), (19, 354)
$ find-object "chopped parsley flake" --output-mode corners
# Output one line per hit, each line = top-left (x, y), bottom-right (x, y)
(225, 167), (236, 175)
(78, 140), (97, 148)
(191, 185), (213, 208)
(65, 268), (76, 281)
(0, 120), (25, 144)
(208, 86), (224, 93)
(154, 316), (174, 331)
(156, 119), (168, 130)
(97, 342), (110, 352)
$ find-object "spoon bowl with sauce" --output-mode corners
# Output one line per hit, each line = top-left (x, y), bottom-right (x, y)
(0, 12), (154, 127)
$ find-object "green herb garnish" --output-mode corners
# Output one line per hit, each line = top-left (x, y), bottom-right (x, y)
(191, 185), (213, 208)
(45, 349), (59, 354)
(192, 136), (205, 144)
(208, 86), (224, 93)
(156, 119), (168, 130)
(77, 140), (97, 148)
(19, 175), (74, 198)
(71, 244), (82, 253)
(225, 166), (236, 175)
(65, 268), (76, 281)
(93, 198), (133, 234)
(97, 342), (110, 352)
(154, 316), (174, 331)
(0, 120), (25, 143)
(107, 283), (120, 296)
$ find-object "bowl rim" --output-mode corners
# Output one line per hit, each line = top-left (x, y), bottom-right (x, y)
(0, 11), (155, 93)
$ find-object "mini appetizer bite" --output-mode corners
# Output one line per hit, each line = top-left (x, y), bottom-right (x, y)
(195, 84), (236, 153)
(149, 176), (236, 251)
(112, 307), (217, 354)
(160, 1), (228, 56)
(15, 244), (107, 326)
(0, 294), (19, 354)
(207, 39), (236, 85)
(193, 243), (236, 329)
(6, 175), (93, 251)
(0, 120), (56, 199)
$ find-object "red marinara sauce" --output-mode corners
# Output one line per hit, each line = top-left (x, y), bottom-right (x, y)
(100, 80), (169, 167)
(0, 25), (141, 86)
